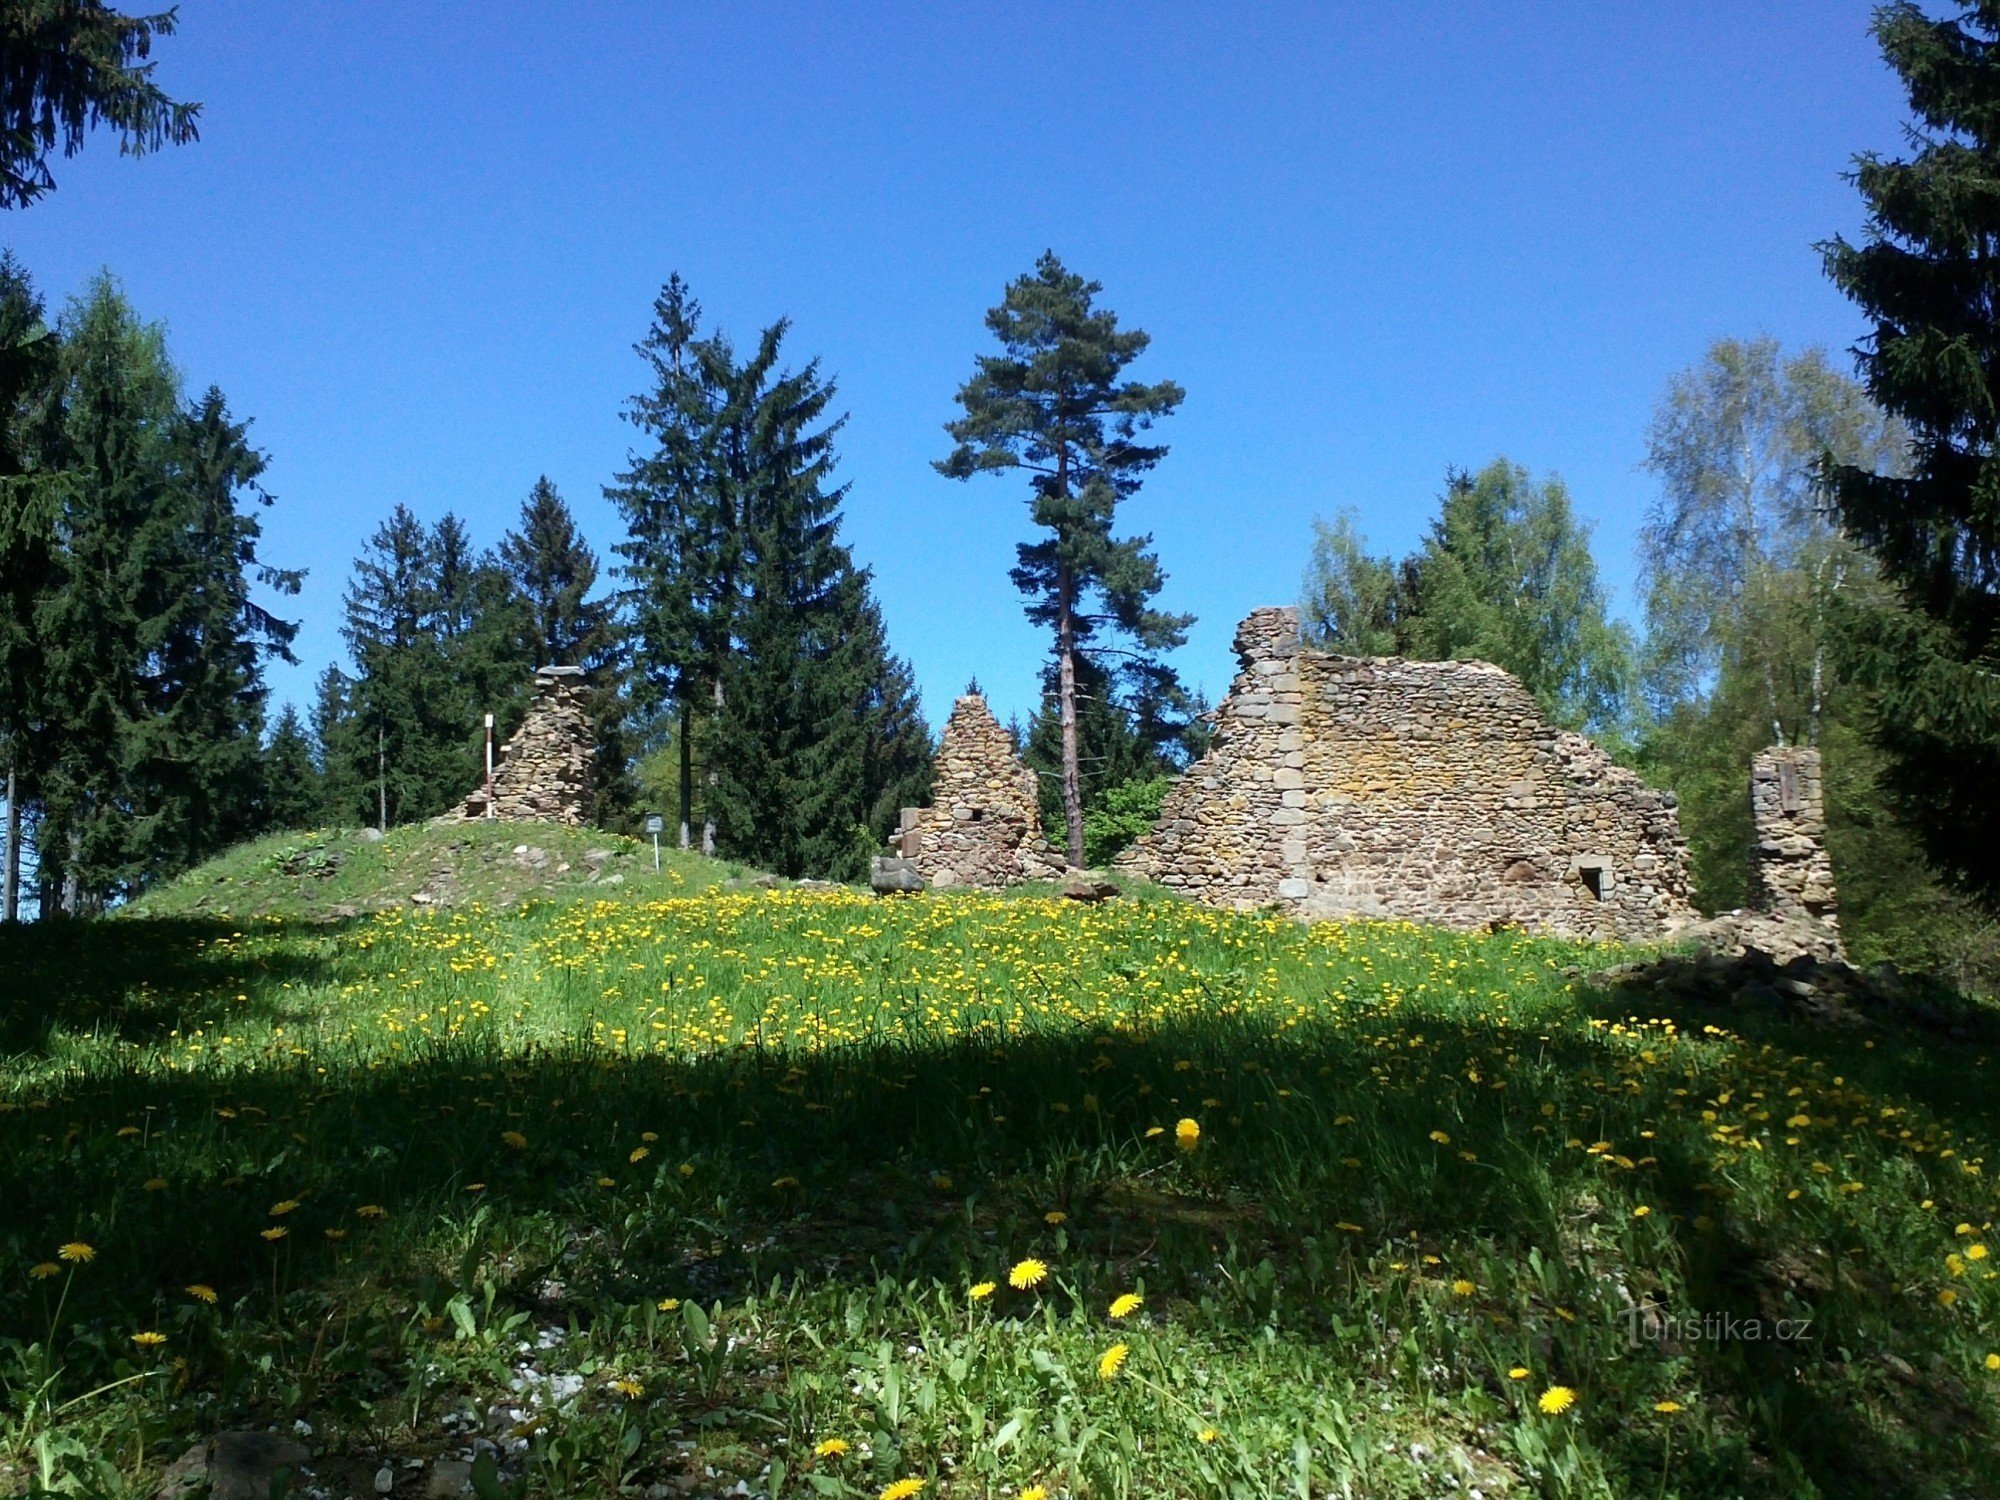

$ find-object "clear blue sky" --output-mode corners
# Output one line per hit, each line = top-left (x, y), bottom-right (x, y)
(10, 1), (1908, 731)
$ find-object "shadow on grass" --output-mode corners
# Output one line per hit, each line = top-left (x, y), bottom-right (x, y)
(4, 976), (1997, 1498)
(0, 917), (363, 1057)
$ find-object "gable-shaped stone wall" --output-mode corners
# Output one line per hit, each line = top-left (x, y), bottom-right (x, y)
(910, 694), (1065, 888)
(1115, 608), (1697, 941)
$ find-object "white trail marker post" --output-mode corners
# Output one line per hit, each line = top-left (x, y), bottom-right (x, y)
(645, 814), (663, 872)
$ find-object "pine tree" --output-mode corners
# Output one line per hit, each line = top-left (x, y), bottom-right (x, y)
(1820, 1), (2000, 899)
(937, 252), (1190, 866)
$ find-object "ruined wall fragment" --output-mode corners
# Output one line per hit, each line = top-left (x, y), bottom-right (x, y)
(910, 695), (1065, 888)
(454, 666), (594, 827)
(1116, 607), (1697, 941)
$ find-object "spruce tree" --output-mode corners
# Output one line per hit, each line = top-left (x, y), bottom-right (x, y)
(0, 253), (55, 919)
(0, 1), (200, 208)
(701, 321), (928, 878)
(938, 252), (1190, 866)
(609, 276), (731, 852)
(259, 703), (320, 832)
(1403, 461), (1634, 739)
(1820, 0), (2000, 898)
(499, 477), (630, 816)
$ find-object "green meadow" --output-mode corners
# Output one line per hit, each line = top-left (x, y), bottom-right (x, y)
(2, 847), (1998, 1497)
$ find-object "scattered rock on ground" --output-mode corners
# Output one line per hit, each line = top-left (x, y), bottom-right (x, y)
(1062, 872), (1121, 903)
(870, 857), (924, 895)
(156, 1431), (310, 1500)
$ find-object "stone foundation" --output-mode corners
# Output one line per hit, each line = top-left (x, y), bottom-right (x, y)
(453, 666), (594, 826)
(909, 695), (1064, 888)
(1115, 607), (1698, 941)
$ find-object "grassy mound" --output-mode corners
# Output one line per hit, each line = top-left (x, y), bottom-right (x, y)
(125, 821), (764, 922)
(2, 886), (1999, 1497)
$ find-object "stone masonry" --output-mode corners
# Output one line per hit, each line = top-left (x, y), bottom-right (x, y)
(909, 694), (1065, 888)
(1115, 607), (1698, 941)
(454, 666), (594, 826)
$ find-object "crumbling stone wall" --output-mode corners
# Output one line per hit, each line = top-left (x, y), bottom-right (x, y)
(1116, 607), (1697, 941)
(910, 694), (1065, 888)
(455, 666), (594, 826)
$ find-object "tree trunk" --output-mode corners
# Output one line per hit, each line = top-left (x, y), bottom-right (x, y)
(2, 765), (17, 923)
(677, 700), (693, 851)
(1057, 564), (1085, 868)
(703, 677), (721, 857)
(377, 720), (388, 833)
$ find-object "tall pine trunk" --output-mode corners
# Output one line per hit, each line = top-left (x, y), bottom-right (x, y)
(703, 677), (721, 856)
(677, 701), (692, 850)
(1057, 564), (1084, 867)
(2, 766), (17, 923)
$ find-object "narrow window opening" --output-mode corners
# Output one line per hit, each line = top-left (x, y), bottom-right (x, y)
(1580, 865), (1607, 901)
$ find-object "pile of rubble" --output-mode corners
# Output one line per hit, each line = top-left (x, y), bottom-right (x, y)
(1580, 947), (1992, 1043)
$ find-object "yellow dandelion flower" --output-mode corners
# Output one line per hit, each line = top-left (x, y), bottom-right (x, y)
(1109, 1293), (1144, 1319)
(968, 1281), (996, 1301)
(325, 1228), (348, 1241)
(772, 1175), (799, 1189)
(657, 1297), (681, 1312)
(1144, 1126), (1164, 1139)
(629, 1147), (650, 1164)
(679, 1162), (694, 1177)
(185, 1284), (218, 1304)
(1451, 1278), (1476, 1297)
(610, 1377), (645, 1398)
(1508, 1366), (1529, 1380)
(268, 1200), (299, 1216)
(1098, 1342), (1130, 1379)
(1538, 1385), (1577, 1415)
(1043, 1210), (1066, 1225)
(1197, 1427), (1220, 1443)
(1008, 1258), (1047, 1290)
(814, 1438), (849, 1458)
(1939, 1288), (1959, 1307)
(1654, 1399), (1683, 1413)
(1986, 1353), (2000, 1371)
(1176, 1118), (1200, 1150)
(356, 1205), (386, 1219)
(502, 1131), (527, 1149)
(880, 1480), (924, 1500)
(260, 1227), (287, 1242)
(597, 1176), (615, 1188)
(1970, 1244), (1989, 1261)
(143, 1177), (167, 1192)
(57, 1242), (94, 1264)
(1633, 1205), (1651, 1218)
(131, 1330), (167, 1348)
(29, 1262), (61, 1280)
(1021, 1488), (1048, 1500)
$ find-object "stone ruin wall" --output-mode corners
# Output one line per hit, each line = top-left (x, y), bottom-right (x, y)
(908, 695), (1065, 888)
(1116, 608), (1699, 942)
(453, 665), (594, 827)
